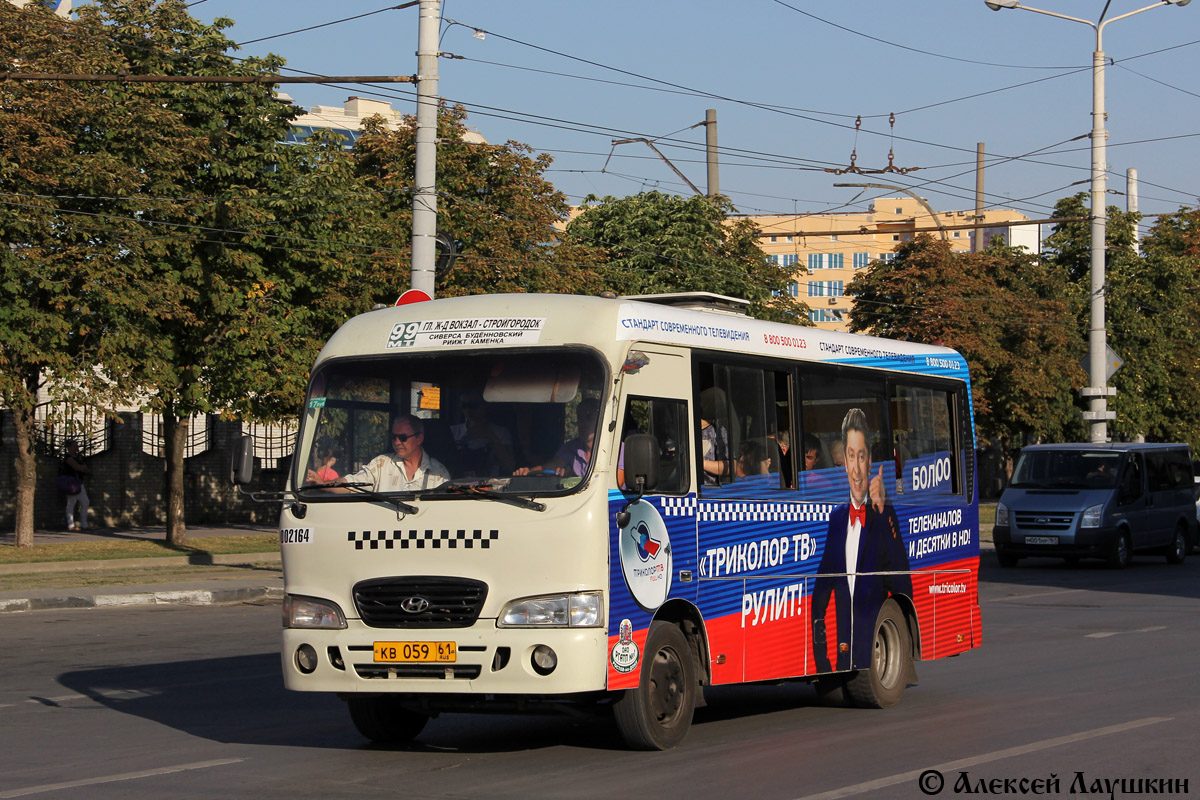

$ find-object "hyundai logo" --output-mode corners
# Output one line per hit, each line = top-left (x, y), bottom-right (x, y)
(400, 596), (430, 614)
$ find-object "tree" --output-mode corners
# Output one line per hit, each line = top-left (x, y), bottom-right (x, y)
(564, 191), (807, 323)
(0, 1), (200, 545)
(847, 234), (1084, 447)
(1043, 194), (1200, 445)
(351, 104), (607, 302)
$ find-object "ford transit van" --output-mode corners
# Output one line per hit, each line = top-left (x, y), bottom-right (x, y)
(993, 443), (1196, 568)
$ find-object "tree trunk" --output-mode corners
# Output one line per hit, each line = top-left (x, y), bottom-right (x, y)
(10, 370), (40, 547)
(163, 411), (188, 546)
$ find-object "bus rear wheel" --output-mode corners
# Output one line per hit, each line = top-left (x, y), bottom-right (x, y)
(845, 600), (911, 709)
(613, 621), (697, 750)
(347, 695), (429, 744)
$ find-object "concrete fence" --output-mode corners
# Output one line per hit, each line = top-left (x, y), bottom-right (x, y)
(1, 411), (289, 532)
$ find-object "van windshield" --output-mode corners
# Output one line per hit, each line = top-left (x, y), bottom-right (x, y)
(294, 349), (606, 497)
(1010, 450), (1122, 490)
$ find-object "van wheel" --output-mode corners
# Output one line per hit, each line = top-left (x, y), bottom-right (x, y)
(1165, 524), (1187, 564)
(845, 600), (910, 709)
(347, 695), (429, 744)
(613, 621), (697, 750)
(1107, 531), (1132, 570)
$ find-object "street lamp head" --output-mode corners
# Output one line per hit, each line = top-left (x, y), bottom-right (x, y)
(1165, 0), (1190, 6)
(984, 0), (1020, 8)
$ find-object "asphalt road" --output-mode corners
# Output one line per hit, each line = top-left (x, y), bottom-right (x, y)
(2, 555), (1197, 800)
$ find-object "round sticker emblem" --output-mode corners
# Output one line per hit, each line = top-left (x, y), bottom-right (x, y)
(610, 619), (640, 674)
(618, 500), (672, 611)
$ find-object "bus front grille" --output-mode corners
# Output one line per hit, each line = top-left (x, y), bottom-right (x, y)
(355, 664), (483, 680)
(353, 576), (488, 628)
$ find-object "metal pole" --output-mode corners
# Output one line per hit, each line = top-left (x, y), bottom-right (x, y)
(974, 143), (986, 253)
(705, 109), (719, 197)
(411, 0), (440, 297)
(1086, 31), (1109, 442)
(1127, 167), (1140, 255)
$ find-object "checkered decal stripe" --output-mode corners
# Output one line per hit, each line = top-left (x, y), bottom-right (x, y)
(656, 496), (834, 522)
(698, 502), (834, 522)
(347, 529), (499, 550)
(659, 497), (698, 517)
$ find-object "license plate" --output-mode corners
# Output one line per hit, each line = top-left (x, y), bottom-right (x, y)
(1025, 536), (1059, 545)
(373, 641), (457, 663)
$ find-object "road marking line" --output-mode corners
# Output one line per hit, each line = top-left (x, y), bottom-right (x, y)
(0, 758), (243, 798)
(1086, 625), (1166, 638)
(792, 717), (1171, 800)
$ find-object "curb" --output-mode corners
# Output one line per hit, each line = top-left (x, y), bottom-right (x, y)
(0, 585), (284, 614)
(0, 552), (280, 576)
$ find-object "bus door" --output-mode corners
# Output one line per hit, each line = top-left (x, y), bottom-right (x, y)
(607, 346), (695, 689)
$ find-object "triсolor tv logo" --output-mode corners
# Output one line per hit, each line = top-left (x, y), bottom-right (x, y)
(618, 500), (672, 611)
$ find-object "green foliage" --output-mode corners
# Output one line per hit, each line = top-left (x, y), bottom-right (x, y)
(565, 191), (807, 323)
(352, 104), (607, 299)
(847, 234), (1085, 446)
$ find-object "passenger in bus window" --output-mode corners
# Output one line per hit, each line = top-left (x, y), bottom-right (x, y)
(735, 440), (770, 478)
(514, 398), (598, 477)
(699, 387), (730, 485)
(811, 408), (912, 673)
(773, 428), (794, 487)
(802, 433), (821, 471)
(451, 392), (515, 476)
(307, 414), (450, 492)
(829, 439), (845, 468)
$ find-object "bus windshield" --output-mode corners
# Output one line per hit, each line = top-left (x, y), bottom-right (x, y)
(294, 349), (607, 497)
(1010, 450), (1122, 490)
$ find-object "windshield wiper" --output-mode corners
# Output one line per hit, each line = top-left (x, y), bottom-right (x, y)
(300, 481), (419, 515)
(424, 482), (547, 512)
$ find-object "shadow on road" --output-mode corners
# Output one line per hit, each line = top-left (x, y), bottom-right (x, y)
(979, 548), (1200, 599)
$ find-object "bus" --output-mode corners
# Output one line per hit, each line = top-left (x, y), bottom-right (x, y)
(234, 291), (981, 750)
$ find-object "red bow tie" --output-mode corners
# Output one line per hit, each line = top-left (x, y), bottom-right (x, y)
(849, 505), (866, 527)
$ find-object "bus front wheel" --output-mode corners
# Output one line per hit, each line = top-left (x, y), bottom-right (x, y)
(845, 600), (911, 709)
(613, 621), (697, 750)
(347, 695), (429, 744)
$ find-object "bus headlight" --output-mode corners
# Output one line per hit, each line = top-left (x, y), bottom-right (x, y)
(995, 502), (1009, 527)
(284, 594), (348, 629)
(1080, 504), (1103, 529)
(498, 592), (604, 628)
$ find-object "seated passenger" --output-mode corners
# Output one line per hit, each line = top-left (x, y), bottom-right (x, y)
(514, 398), (599, 478)
(451, 392), (515, 476)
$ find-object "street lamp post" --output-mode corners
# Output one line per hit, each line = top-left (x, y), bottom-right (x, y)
(984, 0), (1190, 443)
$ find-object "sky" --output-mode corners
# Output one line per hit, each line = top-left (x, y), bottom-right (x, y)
(186, 0), (1200, 224)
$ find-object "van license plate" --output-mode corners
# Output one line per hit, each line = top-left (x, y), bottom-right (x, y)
(373, 641), (457, 663)
(1025, 536), (1059, 545)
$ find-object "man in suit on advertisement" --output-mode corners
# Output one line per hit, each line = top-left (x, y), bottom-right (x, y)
(811, 407), (912, 673)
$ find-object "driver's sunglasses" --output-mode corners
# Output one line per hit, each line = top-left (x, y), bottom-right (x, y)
(391, 432), (418, 442)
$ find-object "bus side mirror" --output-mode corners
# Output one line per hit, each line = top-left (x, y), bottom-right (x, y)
(623, 433), (661, 494)
(230, 435), (255, 486)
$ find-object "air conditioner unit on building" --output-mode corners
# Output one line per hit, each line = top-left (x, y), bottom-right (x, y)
(828, 297), (838, 305)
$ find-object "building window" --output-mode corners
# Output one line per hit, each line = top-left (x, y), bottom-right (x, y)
(853, 252), (871, 269)
(808, 309), (839, 323)
(781, 253), (798, 268)
(768, 254), (779, 265)
(892, 235), (900, 242)
(807, 280), (844, 298)
(770, 236), (777, 243)
(953, 231), (961, 238)
(881, 253), (897, 263)
(785, 235), (793, 243)
(830, 234), (838, 242)
(807, 253), (844, 271)
(895, 207), (904, 214)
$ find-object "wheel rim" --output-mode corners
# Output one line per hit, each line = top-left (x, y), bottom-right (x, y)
(649, 645), (685, 725)
(1175, 532), (1185, 559)
(872, 618), (902, 689)
(1118, 536), (1129, 565)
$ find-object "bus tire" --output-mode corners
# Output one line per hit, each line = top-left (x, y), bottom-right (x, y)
(347, 695), (429, 744)
(1165, 523), (1187, 564)
(613, 621), (697, 750)
(845, 600), (910, 709)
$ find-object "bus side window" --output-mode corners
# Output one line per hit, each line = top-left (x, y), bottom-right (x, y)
(619, 397), (689, 495)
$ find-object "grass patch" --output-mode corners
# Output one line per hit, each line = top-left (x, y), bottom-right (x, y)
(0, 534), (279, 565)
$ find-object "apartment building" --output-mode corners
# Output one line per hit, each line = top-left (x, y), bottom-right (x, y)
(745, 198), (1036, 332)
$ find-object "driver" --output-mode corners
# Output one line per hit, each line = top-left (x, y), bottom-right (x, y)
(307, 414), (449, 492)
